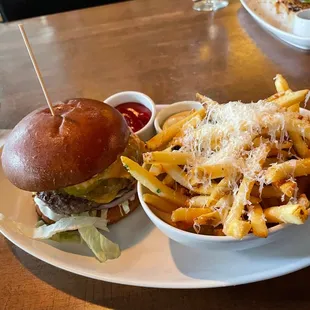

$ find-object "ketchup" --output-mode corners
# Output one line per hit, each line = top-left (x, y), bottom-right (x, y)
(115, 102), (151, 132)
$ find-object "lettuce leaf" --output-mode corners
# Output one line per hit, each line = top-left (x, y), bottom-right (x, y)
(79, 211), (109, 231)
(0, 213), (119, 262)
(50, 231), (83, 243)
(78, 225), (120, 262)
(0, 214), (108, 239)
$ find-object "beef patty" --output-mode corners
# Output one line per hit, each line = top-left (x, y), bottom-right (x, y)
(37, 191), (100, 215)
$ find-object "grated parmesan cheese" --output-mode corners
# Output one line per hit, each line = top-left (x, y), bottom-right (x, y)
(178, 99), (301, 217)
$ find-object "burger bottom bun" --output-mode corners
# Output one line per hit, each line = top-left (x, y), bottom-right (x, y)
(35, 194), (140, 226)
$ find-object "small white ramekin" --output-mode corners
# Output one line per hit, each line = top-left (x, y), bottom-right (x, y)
(154, 101), (203, 133)
(293, 9), (310, 37)
(105, 91), (156, 141)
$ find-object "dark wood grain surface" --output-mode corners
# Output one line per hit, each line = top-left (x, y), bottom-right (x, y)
(1, 0), (310, 309)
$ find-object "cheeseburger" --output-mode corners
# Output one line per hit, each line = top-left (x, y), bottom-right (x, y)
(1, 98), (144, 261)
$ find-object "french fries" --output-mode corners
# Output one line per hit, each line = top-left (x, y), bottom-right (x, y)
(143, 151), (193, 165)
(196, 93), (218, 106)
(121, 156), (188, 206)
(123, 75), (310, 240)
(205, 178), (230, 207)
(213, 195), (233, 222)
(194, 212), (221, 227)
(264, 204), (307, 224)
(171, 207), (213, 224)
(268, 149), (289, 158)
(266, 91), (286, 103)
(187, 195), (209, 208)
(249, 204), (268, 238)
(162, 164), (192, 190)
(143, 194), (178, 213)
(272, 180), (296, 198)
(297, 194), (310, 209)
(149, 206), (177, 227)
(248, 204), (268, 238)
(146, 108), (206, 151)
(274, 74), (290, 93)
(251, 185), (283, 198)
(223, 177), (254, 238)
(264, 157), (279, 167)
(253, 137), (292, 150)
(172, 114), (205, 143)
(288, 104), (300, 112)
(224, 219), (251, 240)
(162, 174), (175, 187)
(286, 117), (310, 142)
(265, 158), (310, 183)
(196, 163), (234, 179)
(288, 130), (310, 158)
(190, 182), (217, 195)
(149, 164), (164, 176)
(273, 90), (309, 108)
(249, 196), (262, 204)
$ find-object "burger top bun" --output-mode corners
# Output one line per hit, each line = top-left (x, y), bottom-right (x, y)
(2, 98), (130, 192)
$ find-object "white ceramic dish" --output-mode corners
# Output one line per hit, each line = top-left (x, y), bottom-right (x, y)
(1, 107), (310, 288)
(154, 101), (203, 133)
(240, 0), (310, 50)
(293, 9), (310, 37)
(105, 91), (156, 141)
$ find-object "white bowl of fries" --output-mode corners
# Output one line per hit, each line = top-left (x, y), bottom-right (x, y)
(121, 74), (310, 251)
(137, 183), (307, 251)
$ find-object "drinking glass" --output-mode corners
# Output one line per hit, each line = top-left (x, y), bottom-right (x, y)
(193, 0), (229, 11)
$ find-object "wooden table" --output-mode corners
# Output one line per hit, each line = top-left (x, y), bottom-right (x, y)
(1, 0), (310, 309)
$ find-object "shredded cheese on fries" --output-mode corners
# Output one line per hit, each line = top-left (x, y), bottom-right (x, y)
(180, 100), (301, 209)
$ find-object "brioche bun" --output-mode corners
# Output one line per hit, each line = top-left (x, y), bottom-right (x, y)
(2, 98), (130, 191)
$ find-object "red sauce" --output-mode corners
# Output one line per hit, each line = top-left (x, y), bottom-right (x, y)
(115, 102), (151, 132)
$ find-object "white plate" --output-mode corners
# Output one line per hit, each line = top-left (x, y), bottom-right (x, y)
(2, 106), (310, 288)
(240, 0), (310, 50)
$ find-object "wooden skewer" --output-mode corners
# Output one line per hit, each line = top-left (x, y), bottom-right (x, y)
(18, 24), (55, 116)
